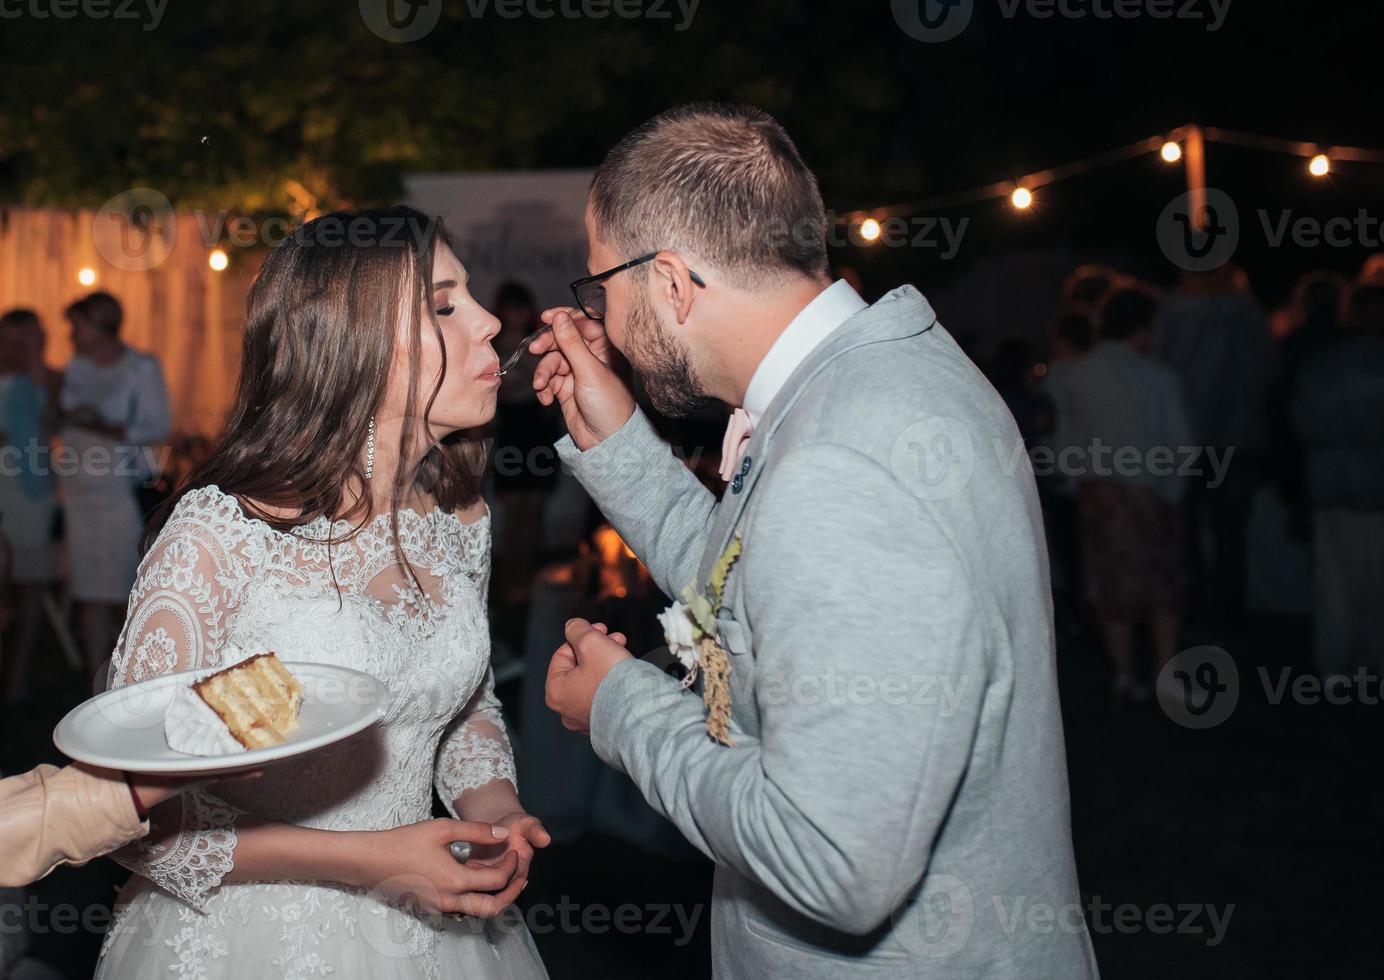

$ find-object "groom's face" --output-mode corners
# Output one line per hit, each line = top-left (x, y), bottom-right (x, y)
(585, 210), (709, 418)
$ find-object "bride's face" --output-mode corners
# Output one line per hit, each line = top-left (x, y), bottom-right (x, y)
(381, 242), (501, 438)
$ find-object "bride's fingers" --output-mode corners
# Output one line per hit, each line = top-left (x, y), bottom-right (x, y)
(451, 874), (526, 919)
(434, 818), (510, 845)
(610, 632), (628, 646)
(454, 851), (517, 894)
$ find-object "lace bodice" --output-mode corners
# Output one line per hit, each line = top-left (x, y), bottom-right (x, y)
(106, 485), (515, 912)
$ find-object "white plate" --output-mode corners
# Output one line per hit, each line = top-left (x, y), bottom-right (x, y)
(53, 662), (388, 774)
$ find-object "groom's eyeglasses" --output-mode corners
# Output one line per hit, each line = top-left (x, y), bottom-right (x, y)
(569, 252), (706, 321)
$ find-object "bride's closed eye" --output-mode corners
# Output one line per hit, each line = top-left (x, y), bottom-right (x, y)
(435, 303), (455, 317)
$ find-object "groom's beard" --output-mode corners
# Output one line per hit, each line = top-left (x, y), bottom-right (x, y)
(623, 286), (710, 418)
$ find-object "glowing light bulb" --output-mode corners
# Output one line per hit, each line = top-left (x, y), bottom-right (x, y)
(1160, 141), (1182, 163)
(208, 248), (229, 272)
(1011, 187), (1033, 210)
(1308, 153), (1330, 177)
(77, 267), (97, 286)
(858, 217), (882, 242)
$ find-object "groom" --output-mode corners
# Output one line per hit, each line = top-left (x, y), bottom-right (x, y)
(536, 103), (1099, 978)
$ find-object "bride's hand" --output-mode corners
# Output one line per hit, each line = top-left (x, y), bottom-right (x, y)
(466, 811), (551, 885)
(346, 818), (524, 918)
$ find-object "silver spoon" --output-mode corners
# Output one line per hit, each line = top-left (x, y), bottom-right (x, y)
(496, 324), (553, 377)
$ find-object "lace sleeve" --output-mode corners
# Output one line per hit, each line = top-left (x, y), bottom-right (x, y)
(434, 666), (518, 818)
(106, 491), (252, 912)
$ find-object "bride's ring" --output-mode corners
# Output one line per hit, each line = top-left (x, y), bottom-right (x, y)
(448, 841), (473, 863)
(450, 913), (467, 923)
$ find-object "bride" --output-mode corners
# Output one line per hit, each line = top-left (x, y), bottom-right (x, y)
(95, 206), (553, 979)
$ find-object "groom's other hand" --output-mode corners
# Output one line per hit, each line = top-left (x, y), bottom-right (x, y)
(545, 619), (632, 733)
(532, 308), (635, 452)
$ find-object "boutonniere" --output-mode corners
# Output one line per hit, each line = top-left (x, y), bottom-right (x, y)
(657, 533), (742, 746)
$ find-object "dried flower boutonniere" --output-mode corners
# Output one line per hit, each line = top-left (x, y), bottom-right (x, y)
(656, 534), (742, 746)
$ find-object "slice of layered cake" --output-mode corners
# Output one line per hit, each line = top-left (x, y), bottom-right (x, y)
(165, 650), (305, 755)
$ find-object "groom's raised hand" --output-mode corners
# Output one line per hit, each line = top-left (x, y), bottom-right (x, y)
(531, 308), (635, 452)
(545, 620), (633, 734)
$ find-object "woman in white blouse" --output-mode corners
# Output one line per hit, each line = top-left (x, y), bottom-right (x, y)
(58, 291), (171, 680)
(94, 208), (564, 979)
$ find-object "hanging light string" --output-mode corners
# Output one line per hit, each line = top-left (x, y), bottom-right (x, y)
(838, 123), (1384, 228)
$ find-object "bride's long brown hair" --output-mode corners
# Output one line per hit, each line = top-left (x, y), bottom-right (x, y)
(145, 205), (486, 578)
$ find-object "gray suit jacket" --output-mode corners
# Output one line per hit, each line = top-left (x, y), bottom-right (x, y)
(555, 286), (1100, 978)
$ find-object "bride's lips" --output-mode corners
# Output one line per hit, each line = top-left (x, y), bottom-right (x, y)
(477, 361), (502, 383)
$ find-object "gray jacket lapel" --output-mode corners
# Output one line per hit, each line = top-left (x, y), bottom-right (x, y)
(695, 286), (938, 586)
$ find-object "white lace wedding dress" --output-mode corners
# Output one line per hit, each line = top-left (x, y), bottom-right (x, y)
(94, 486), (548, 979)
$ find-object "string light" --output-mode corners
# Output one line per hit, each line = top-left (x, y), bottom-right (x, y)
(77, 267), (96, 286)
(208, 248), (229, 272)
(833, 125), (1384, 238)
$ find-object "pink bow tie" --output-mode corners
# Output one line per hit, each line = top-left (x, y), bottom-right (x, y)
(720, 408), (754, 483)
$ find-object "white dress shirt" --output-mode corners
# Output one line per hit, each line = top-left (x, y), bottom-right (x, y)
(719, 280), (867, 482)
(743, 279), (868, 426)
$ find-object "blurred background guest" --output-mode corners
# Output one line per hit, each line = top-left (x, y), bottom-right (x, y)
(490, 282), (562, 646)
(1060, 263), (1120, 319)
(987, 336), (1050, 450)
(1153, 264), (1275, 639)
(1293, 283), (1384, 679)
(0, 309), (60, 705)
(1266, 271), (1346, 536)
(1040, 309), (1097, 618)
(57, 293), (170, 684)
(1358, 253), (1384, 286)
(1052, 286), (1194, 704)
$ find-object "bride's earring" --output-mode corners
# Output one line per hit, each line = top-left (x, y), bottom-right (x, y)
(364, 416), (376, 481)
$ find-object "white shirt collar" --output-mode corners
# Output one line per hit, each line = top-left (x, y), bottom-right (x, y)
(742, 279), (867, 426)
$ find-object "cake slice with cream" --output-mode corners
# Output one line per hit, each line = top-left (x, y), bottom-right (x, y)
(165, 650), (304, 755)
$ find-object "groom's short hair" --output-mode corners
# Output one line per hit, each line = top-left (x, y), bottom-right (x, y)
(589, 103), (829, 287)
